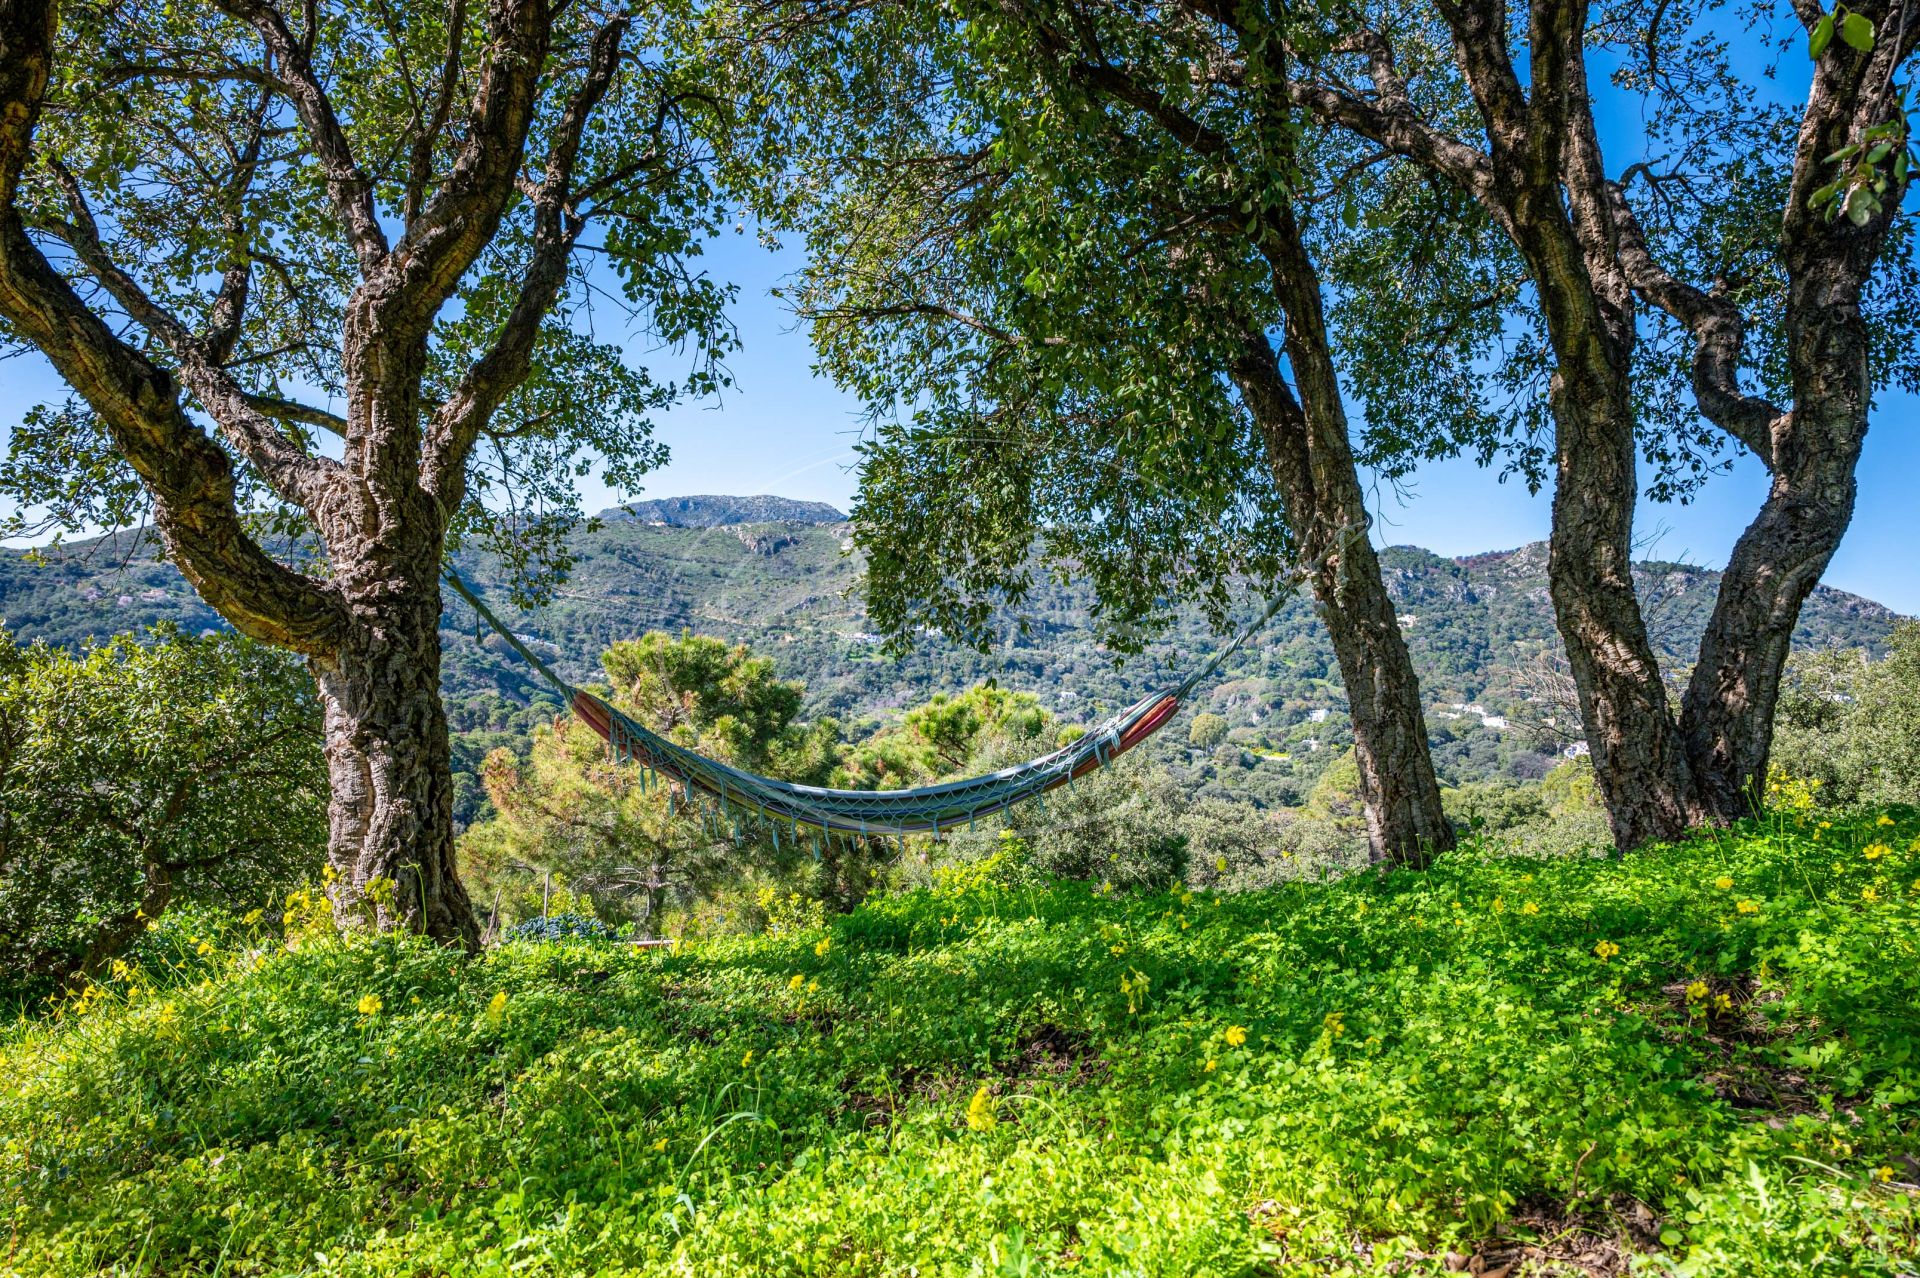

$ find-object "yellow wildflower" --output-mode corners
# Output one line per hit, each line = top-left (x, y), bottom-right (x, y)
(1323, 1012), (1345, 1037)
(1204, 1059), (1217, 1073)
(814, 937), (831, 958)
(1714, 992), (1734, 1014)
(1715, 876), (1735, 891)
(1686, 981), (1709, 1002)
(1224, 1024), (1248, 1047)
(741, 1049), (755, 1067)
(357, 994), (383, 1017)
(1877, 1165), (1896, 1183)
(486, 991), (509, 1028)
(1594, 940), (1621, 961)
(965, 1085), (997, 1131)
(1521, 902), (1540, 916)
(1215, 856), (1229, 874)
(1865, 843), (1891, 861)
(242, 908), (264, 925)
(1736, 899), (1760, 915)
(1877, 814), (1895, 827)
(1492, 896), (1505, 914)
(196, 940), (214, 957)
(788, 974), (804, 991)
(652, 1138), (669, 1152)
(807, 979), (819, 994)
(1862, 885), (1880, 903)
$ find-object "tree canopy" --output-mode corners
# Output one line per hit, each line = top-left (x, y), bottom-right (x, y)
(0, 0), (743, 939)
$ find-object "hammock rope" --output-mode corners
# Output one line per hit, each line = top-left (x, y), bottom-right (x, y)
(444, 525), (1359, 840)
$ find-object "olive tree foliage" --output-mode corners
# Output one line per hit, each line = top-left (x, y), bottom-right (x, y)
(706, 0), (1469, 865)
(718, 0), (1298, 654)
(460, 632), (842, 933)
(0, 626), (326, 995)
(1274, 0), (1919, 847)
(0, 0), (734, 943)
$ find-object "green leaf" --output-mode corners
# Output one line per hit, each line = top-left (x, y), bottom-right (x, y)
(1840, 11), (1875, 49)
(1810, 13), (1835, 57)
(1341, 200), (1359, 229)
(1660, 1226), (1685, 1248)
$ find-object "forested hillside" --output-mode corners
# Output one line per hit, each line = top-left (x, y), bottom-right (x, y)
(1, 503), (1899, 820)
(2, 502), (1896, 719)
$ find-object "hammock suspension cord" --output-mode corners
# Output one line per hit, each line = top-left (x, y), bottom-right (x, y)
(444, 524), (1363, 844)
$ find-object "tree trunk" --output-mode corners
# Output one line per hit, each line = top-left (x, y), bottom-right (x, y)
(1482, 34), (1711, 852)
(1680, 265), (1869, 820)
(310, 575), (478, 949)
(1232, 267), (1454, 863)
(1313, 525), (1457, 866)
(1543, 360), (1710, 849)
(1225, 198), (1454, 867)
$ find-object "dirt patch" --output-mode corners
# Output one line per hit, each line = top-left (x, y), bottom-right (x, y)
(1641, 979), (1842, 1122)
(1251, 1194), (1666, 1277)
(1451, 1194), (1666, 1277)
(999, 1023), (1107, 1086)
(836, 1063), (942, 1129)
(834, 1026), (1104, 1130)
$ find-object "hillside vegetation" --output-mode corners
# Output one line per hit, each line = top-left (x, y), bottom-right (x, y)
(0, 510), (1902, 824)
(6, 806), (1916, 1276)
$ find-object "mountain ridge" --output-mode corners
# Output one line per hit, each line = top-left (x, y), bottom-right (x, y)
(598, 494), (848, 527)
(0, 501), (1900, 801)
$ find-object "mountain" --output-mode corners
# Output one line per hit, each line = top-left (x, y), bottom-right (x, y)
(0, 503), (1901, 812)
(599, 494), (847, 527)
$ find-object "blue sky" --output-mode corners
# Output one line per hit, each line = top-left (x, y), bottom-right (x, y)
(3, 19), (1915, 614)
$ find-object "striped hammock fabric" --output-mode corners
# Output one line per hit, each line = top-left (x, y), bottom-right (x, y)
(443, 555), (1315, 840)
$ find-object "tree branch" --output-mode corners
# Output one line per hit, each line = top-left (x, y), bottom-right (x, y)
(405, 0), (467, 221)
(204, 87), (272, 363)
(1284, 29), (1495, 202)
(39, 161), (341, 512)
(0, 0), (343, 653)
(1605, 181), (1784, 466)
(422, 14), (628, 508)
(211, 0), (390, 274)
(379, 0), (558, 344)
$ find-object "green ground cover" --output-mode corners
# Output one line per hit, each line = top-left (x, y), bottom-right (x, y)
(4, 806), (1917, 1276)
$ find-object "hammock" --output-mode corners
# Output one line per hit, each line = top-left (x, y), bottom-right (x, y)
(443, 543), (1330, 842)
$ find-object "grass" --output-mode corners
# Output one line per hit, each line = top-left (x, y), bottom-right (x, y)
(3, 806), (1918, 1276)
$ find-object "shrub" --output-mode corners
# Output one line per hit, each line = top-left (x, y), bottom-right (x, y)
(0, 625), (325, 999)
(1774, 622), (1920, 808)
